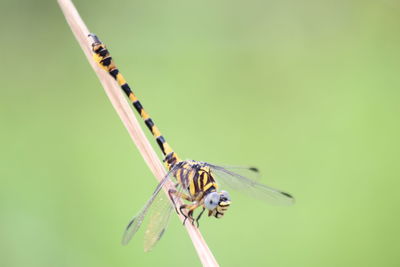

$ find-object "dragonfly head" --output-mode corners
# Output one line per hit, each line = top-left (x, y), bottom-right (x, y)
(204, 191), (231, 218)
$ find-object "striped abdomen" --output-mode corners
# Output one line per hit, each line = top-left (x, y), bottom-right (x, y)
(90, 34), (180, 169)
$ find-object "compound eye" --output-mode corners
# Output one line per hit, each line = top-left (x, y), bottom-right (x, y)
(220, 191), (231, 201)
(204, 192), (220, 210)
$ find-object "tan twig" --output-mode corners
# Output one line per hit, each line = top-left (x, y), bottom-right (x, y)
(57, 0), (219, 266)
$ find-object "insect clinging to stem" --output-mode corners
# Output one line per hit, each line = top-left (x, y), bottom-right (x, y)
(89, 33), (294, 251)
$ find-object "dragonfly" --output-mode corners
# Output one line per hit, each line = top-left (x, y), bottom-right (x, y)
(89, 34), (295, 251)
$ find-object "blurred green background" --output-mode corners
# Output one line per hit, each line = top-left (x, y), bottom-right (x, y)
(1, 0), (400, 266)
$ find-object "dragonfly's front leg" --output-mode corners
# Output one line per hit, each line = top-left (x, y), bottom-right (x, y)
(179, 204), (190, 224)
(169, 189), (203, 226)
(189, 193), (205, 226)
(195, 207), (206, 227)
(180, 203), (202, 226)
(168, 189), (193, 217)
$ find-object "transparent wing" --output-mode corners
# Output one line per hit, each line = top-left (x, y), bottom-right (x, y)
(121, 166), (178, 246)
(212, 164), (261, 181)
(143, 193), (174, 252)
(143, 184), (185, 252)
(206, 163), (295, 205)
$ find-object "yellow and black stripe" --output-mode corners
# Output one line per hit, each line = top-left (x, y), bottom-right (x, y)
(89, 34), (180, 170)
(175, 161), (218, 198)
(89, 34), (228, 224)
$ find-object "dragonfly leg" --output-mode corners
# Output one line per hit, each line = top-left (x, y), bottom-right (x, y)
(169, 189), (194, 224)
(168, 189), (192, 214)
(169, 189), (192, 202)
(195, 207), (206, 227)
(179, 204), (196, 225)
(168, 189), (180, 214)
(179, 203), (201, 225)
(180, 205), (189, 225)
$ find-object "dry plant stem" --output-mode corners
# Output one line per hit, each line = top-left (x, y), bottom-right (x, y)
(57, 0), (218, 266)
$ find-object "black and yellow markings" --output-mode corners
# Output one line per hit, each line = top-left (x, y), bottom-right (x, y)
(156, 136), (167, 155)
(188, 169), (198, 196)
(89, 34), (238, 230)
(174, 166), (183, 185)
(90, 34), (179, 170)
(198, 167), (217, 192)
(164, 152), (178, 167)
(175, 162), (218, 199)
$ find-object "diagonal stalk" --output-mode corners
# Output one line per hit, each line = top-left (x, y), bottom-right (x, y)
(57, 0), (219, 266)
